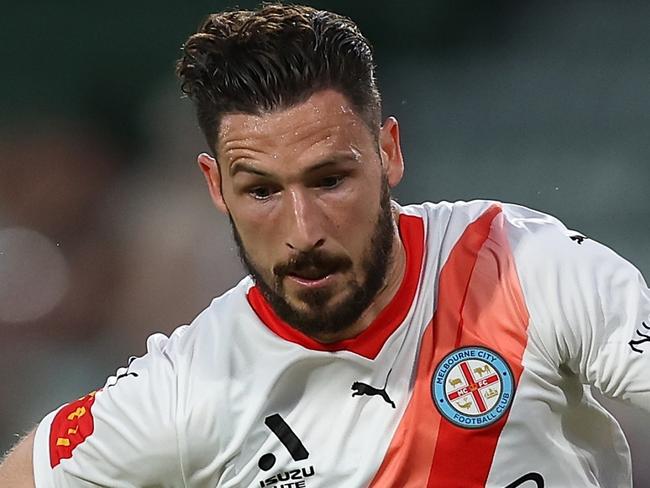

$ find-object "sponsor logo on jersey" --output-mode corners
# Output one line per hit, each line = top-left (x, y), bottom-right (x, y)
(505, 472), (545, 487)
(49, 391), (98, 467)
(629, 321), (650, 353)
(432, 346), (514, 428)
(257, 413), (315, 487)
(258, 465), (316, 488)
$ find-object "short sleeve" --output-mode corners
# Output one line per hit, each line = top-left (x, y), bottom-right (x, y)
(505, 204), (650, 410)
(571, 245), (650, 406)
(33, 331), (185, 488)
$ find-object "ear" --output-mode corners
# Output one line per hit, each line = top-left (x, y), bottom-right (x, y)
(197, 153), (229, 214)
(378, 117), (404, 188)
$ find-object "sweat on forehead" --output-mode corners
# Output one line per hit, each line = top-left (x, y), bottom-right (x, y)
(216, 90), (374, 161)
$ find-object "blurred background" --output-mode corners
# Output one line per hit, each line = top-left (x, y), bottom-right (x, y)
(1, 0), (649, 483)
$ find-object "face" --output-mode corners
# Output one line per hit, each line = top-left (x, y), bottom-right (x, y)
(199, 89), (404, 340)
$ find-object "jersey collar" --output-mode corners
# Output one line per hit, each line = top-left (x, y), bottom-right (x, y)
(246, 213), (425, 359)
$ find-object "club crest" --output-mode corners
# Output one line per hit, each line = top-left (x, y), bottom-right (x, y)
(432, 346), (514, 429)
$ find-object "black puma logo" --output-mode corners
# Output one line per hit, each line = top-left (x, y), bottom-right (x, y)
(569, 234), (587, 244)
(629, 321), (650, 353)
(351, 370), (395, 408)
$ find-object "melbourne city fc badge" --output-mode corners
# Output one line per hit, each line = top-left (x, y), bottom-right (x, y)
(432, 346), (514, 429)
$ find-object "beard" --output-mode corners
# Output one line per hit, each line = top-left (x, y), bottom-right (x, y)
(230, 179), (396, 339)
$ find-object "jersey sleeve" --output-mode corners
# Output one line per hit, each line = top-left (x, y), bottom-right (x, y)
(33, 330), (186, 488)
(505, 205), (650, 409)
(567, 244), (650, 406)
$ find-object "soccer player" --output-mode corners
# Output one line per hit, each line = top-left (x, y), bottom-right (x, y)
(2, 4), (649, 487)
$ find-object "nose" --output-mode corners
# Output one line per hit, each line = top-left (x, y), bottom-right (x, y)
(284, 188), (325, 252)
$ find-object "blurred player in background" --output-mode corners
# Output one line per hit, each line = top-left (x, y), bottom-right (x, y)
(2, 3), (650, 487)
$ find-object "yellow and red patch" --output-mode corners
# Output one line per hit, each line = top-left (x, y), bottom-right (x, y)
(49, 391), (98, 468)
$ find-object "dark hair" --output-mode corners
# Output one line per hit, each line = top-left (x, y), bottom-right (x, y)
(176, 3), (381, 152)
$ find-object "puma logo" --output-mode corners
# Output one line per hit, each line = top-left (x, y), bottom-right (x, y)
(569, 234), (587, 244)
(351, 370), (395, 408)
(629, 321), (650, 353)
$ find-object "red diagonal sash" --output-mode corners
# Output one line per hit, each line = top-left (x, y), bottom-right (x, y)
(369, 205), (530, 487)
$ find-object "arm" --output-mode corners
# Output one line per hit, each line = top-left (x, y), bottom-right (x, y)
(0, 431), (36, 488)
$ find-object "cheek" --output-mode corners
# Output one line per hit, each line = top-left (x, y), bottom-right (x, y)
(224, 185), (274, 232)
(331, 195), (381, 260)
(231, 207), (283, 268)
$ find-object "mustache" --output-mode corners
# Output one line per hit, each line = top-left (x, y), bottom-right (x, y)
(273, 250), (352, 279)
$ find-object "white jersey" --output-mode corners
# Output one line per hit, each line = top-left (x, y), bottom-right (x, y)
(33, 201), (650, 487)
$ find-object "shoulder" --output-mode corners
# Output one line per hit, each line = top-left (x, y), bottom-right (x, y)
(402, 199), (589, 254)
(495, 202), (635, 284)
(397, 200), (567, 258)
(398, 199), (561, 241)
(150, 276), (257, 368)
(398, 199), (498, 228)
(111, 276), (260, 407)
(401, 199), (641, 288)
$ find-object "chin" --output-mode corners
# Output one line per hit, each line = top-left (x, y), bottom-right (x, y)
(291, 286), (348, 312)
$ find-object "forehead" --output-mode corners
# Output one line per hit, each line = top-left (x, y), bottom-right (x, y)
(217, 90), (374, 163)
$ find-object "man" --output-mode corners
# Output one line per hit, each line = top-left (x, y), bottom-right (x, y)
(2, 4), (649, 487)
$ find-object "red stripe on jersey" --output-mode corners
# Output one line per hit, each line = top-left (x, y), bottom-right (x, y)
(246, 213), (425, 360)
(369, 204), (530, 487)
(427, 209), (529, 486)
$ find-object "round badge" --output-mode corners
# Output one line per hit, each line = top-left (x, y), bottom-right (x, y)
(432, 346), (514, 429)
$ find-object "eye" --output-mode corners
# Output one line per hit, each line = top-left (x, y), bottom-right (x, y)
(248, 186), (275, 200)
(319, 175), (344, 189)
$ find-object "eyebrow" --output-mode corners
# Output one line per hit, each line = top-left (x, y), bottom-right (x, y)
(230, 152), (359, 178)
(230, 161), (270, 178)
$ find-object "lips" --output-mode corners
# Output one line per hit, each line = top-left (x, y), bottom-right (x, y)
(289, 266), (331, 281)
(274, 251), (351, 290)
(287, 272), (335, 289)
(287, 266), (336, 288)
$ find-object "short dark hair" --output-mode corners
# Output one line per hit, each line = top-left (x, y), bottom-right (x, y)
(176, 3), (382, 153)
